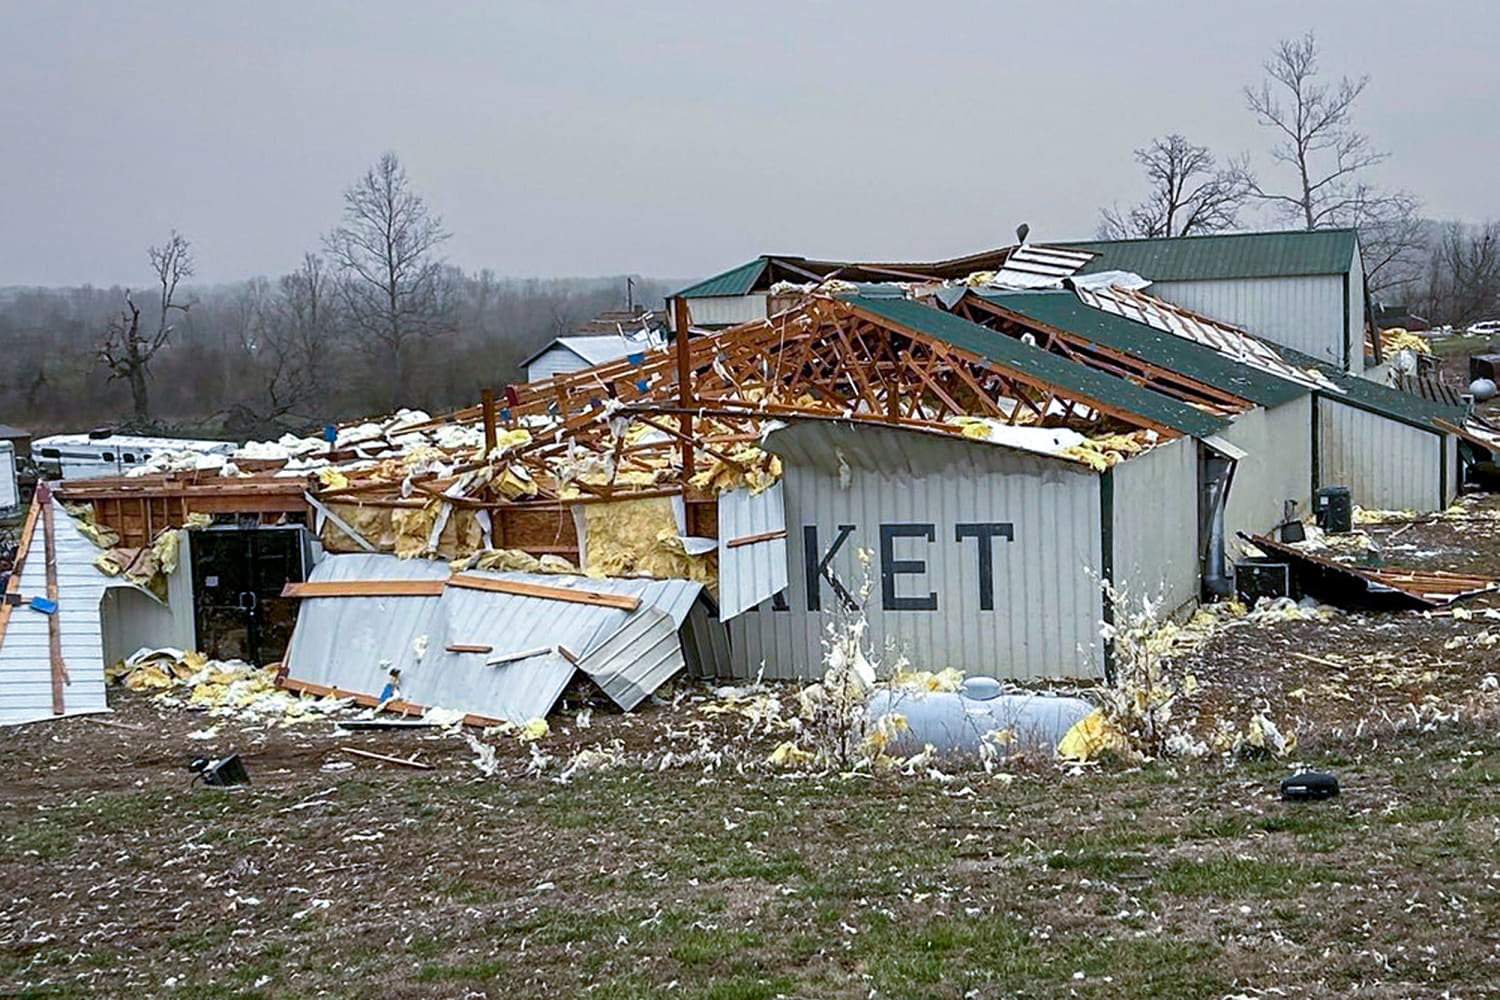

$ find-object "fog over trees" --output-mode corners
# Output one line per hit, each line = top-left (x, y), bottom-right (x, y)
(0, 153), (671, 440)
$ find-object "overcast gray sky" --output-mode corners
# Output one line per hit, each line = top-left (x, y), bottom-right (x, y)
(3, 0), (1497, 287)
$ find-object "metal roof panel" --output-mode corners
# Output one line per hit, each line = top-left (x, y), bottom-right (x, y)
(1061, 229), (1359, 281)
(976, 290), (1308, 409)
(845, 295), (1227, 439)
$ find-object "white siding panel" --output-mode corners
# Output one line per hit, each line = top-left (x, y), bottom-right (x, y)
(717, 484), (788, 620)
(1151, 276), (1347, 369)
(526, 347), (590, 384)
(0, 505), (111, 725)
(0, 443), (17, 513)
(1446, 434), (1460, 506)
(1221, 397), (1313, 553)
(728, 422), (1104, 683)
(686, 294), (768, 328)
(1348, 245), (1366, 371)
(1110, 436), (1198, 613)
(1318, 399), (1442, 511)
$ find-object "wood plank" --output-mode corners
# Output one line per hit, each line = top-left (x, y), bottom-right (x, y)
(726, 528), (788, 549)
(41, 487), (66, 715)
(340, 746), (435, 770)
(281, 580), (446, 598)
(0, 491), (44, 652)
(446, 573), (640, 611)
(274, 674), (502, 728)
(446, 643), (494, 654)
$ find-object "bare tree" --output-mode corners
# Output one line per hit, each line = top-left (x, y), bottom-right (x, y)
(1415, 222), (1500, 327)
(324, 152), (454, 408)
(97, 230), (195, 423)
(1244, 32), (1424, 293)
(1098, 134), (1253, 239)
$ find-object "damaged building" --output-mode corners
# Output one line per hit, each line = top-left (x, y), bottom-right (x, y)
(3, 234), (1496, 728)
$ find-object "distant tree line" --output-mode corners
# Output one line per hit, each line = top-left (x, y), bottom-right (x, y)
(0, 153), (670, 440)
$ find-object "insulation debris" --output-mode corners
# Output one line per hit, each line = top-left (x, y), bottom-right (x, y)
(110, 648), (351, 723)
(1380, 328), (1432, 356)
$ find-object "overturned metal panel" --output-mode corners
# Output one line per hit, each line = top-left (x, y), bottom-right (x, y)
(1243, 532), (1495, 609)
(280, 554), (451, 698)
(281, 556), (715, 722)
(0, 505), (112, 725)
(717, 483), (789, 620)
(577, 607), (681, 711)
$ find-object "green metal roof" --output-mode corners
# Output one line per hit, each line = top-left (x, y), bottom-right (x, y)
(845, 295), (1226, 439)
(1061, 229), (1359, 281)
(1276, 345), (1466, 432)
(671, 258), (768, 299)
(976, 290), (1308, 409)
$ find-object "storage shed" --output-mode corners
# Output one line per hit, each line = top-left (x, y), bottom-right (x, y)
(1062, 229), (1368, 375)
(523, 335), (652, 383)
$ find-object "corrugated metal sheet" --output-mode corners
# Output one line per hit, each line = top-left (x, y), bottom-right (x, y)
(1148, 275), (1349, 369)
(673, 259), (768, 299)
(847, 296), (1227, 438)
(1065, 229), (1359, 281)
(282, 556), (722, 722)
(0, 506), (112, 725)
(1111, 436), (1199, 613)
(577, 608), (681, 711)
(1318, 399), (1443, 511)
(728, 421), (1105, 682)
(981, 290), (1308, 407)
(717, 484), (788, 620)
(1069, 283), (1336, 392)
(684, 294), (768, 328)
(1220, 397), (1313, 551)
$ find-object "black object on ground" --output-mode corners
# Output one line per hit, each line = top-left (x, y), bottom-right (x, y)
(1280, 771), (1339, 801)
(1313, 485), (1353, 534)
(189, 754), (251, 786)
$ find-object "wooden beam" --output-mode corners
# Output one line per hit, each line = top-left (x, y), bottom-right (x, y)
(40, 485), (66, 715)
(446, 642), (494, 654)
(281, 580), (446, 598)
(0, 490), (44, 653)
(674, 296), (695, 479)
(274, 673), (503, 728)
(446, 573), (640, 611)
(726, 528), (788, 549)
(340, 746), (435, 770)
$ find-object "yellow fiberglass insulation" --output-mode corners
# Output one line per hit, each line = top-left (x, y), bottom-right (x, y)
(434, 508), (486, 560)
(392, 503), (439, 558)
(320, 503), (397, 553)
(582, 497), (717, 590)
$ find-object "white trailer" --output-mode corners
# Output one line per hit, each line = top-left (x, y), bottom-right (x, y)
(32, 431), (234, 481)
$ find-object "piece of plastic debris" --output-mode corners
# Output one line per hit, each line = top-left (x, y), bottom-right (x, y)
(1280, 771), (1339, 801)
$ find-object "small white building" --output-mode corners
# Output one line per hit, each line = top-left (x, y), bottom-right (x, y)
(0, 441), (17, 515)
(522, 335), (656, 383)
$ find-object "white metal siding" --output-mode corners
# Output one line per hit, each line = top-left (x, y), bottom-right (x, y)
(1151, 275), (1348, 369)
(1446, 434), (1460, 506)
(0, 442), (16, 512)
(686, 294), (768, 328)
(1220, 397), (1313, 553)
(1110, 436), (1198, 614)
(526, 346), (590, 384)
(1348, 244), (1367, 371)
(0, 506), (111, 725)
(728, 422), (1104, 683)
(717, 484), (788, 619)
(1317, 399), (1442, 511)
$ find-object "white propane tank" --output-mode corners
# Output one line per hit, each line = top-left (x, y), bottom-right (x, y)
(1470, 378), (1498, 402)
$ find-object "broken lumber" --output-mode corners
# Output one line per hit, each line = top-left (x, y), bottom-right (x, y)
(446, 642), (494, 654)
(281, 580), (446, 598)
(340, 747), (434, 770)
(274, 674), (502, 728)
(41, 486), (66, 715)
(726, 527), (788, 549)
(446, 573), (640, 610)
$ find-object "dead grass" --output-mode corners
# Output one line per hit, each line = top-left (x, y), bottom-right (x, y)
(3, 507), (1500, 997)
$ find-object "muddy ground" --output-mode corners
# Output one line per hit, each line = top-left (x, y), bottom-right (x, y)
(4, 505), (1500, 999)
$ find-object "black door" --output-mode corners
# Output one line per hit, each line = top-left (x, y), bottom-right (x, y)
(191, 528), (306, 665)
